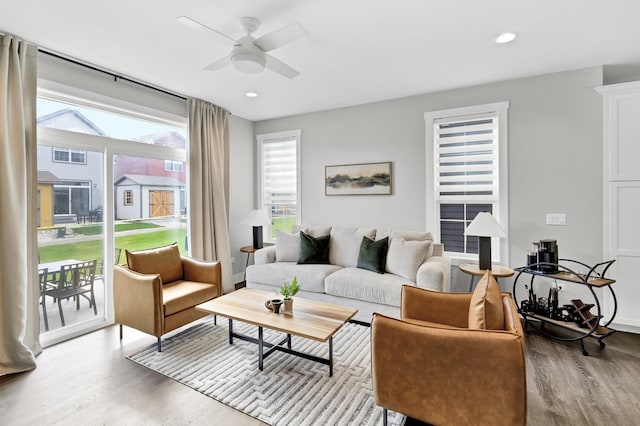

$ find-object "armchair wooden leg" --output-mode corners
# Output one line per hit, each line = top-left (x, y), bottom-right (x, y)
(382, 408), (388, 426)
(214, 315), (217, 325)
(157, 337), (162, 352)
(119, 324), (123, 340)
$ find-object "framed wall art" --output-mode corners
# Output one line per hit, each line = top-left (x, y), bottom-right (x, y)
(325, 161), (392, 195)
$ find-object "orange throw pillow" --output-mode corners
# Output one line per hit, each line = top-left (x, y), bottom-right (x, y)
(468, 271), (504, 330)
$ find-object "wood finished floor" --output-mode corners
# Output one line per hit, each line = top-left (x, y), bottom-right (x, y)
(1, 320), (639, 425)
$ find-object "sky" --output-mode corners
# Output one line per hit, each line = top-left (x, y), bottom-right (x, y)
(37, 97), (187, 140)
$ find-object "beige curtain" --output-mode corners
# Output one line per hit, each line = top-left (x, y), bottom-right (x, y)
(188, 99), (234, 293)
(0, 35), (40, 375)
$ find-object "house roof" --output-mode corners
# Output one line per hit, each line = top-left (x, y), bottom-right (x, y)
(37, 170), (61, 183)
(115, 174), (185, 187)
(37, 108), (107, 136)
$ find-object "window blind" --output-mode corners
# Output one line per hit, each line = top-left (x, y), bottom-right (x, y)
(262, 138), (297, 213)
(434, 113), (498, 202)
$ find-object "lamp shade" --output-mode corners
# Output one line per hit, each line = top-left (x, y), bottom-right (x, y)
(464, 212), (507, 238)
(240, 209), (270, 226)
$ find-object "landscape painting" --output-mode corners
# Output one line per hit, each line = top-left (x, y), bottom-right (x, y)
(325, 162), (392, 195)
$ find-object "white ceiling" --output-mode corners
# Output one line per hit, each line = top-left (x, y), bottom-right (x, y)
(2, 0), (640, 121)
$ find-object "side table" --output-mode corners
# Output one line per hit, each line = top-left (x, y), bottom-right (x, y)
(458, 263), (514, 292)
(240, 243), (274, 285)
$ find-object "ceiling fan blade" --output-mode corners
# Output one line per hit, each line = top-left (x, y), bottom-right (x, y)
(175, 16), (237, 46)
(204, 55), (232, 72)
(254, 23), (306, 52)
(265, 54), (300, 79)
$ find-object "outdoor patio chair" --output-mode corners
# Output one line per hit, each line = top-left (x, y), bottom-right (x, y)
(38, 267), (51, 331)
(42, 259), (98, 327)
(95, 248), (122, 281)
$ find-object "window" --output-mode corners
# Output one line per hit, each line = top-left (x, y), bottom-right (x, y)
(53, 147), (86, 164)
(164, 160), (184, 172)
(257, 129), (301, 238)
(123, 190), (134, 206)
(425, 102), (509, 263)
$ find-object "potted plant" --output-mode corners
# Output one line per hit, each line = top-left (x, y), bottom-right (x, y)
(277, 276), (300, 312)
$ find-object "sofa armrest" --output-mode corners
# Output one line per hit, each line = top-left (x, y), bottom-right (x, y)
(254, 245), (276, 264)
(181, 256), (223, 296)
(401, 285), (471, 327)
(113, 265), (163, 336)
(416, 255), (451, 292)
(371, 313), (526, 426)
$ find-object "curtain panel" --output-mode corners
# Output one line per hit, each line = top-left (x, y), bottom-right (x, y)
(0, 35), (40, 375)
(188, 99), (234, 293)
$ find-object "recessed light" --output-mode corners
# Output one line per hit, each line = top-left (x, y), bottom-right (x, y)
(245, 91), (258, 98)
(496, 32), (517, 44)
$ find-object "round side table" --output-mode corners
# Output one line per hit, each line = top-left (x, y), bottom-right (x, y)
(458, 263), (514, 292)
(240, 243), (274, 284)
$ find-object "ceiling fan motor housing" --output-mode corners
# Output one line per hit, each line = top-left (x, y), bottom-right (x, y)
(230, 38), (266, 73)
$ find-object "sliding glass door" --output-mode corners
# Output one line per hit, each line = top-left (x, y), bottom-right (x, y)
(36, 95), (187, 346)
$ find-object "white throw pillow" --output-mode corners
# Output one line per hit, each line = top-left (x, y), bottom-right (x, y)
(329, 227), (376, 267)
(385, 237), (432, 282)
(275, 230), (301, 262)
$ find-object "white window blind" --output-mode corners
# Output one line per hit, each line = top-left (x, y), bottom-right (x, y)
(262, 138), (297, 213)
(434, 112), (498, 202)
(257, 129), (301, 238)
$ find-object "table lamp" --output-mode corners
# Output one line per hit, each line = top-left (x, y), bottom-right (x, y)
(464, 212), (507, 270)
(240, 209), (270, 249)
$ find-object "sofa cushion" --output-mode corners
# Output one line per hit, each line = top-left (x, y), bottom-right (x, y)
(468, 271), (504, 330)
(330, 227), (377, 267)
(126, 242), (183, 284)
(275, 230), (301, 262)
(246, 262), (342, 293)
(297, 225), (332, 237)
(325, 267), (410, 307)
(298, 231), (331, 264)
(357, 236), (389, 273)
(162, 280), (219, 316)
(385, 237), (431, 282)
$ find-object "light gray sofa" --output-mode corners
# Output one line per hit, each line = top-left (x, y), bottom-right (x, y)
(245, 226), (451, 323)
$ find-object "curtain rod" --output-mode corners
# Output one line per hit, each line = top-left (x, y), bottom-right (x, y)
(40, 49), (187, 101)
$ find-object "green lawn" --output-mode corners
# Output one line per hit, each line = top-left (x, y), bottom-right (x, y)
(72, 221), (161, 236)
(39, 228), (188, 264)
(271, 216), (297, 237)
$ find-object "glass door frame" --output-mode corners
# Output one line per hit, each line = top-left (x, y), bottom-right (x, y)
(37, 126), (187, 347)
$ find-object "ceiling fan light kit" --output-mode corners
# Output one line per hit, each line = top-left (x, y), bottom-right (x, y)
(231, 41), (266, 73)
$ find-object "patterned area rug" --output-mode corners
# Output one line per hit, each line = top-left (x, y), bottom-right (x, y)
(127, 317), (404, 426)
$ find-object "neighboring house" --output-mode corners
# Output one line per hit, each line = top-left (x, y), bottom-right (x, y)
(36, 171), (61, 227)
(113, 131), (187, 184)
(37, 109), (106, 225)
(114, 174), (185, 220)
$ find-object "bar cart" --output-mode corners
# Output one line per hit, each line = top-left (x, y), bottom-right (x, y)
(512, 259), (617, 356)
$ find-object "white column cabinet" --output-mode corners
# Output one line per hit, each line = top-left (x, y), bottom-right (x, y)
(597, 81), (640, 333)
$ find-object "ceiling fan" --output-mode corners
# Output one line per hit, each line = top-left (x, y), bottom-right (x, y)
(176, 16), (307, 79)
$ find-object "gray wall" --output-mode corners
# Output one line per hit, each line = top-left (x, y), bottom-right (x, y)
(252, 67), (605, 291)
(228, 114), (256, 279)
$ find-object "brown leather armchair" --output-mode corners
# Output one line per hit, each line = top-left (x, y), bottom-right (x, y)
(371, 276), (527, 426)
(114, 243), (222, 351)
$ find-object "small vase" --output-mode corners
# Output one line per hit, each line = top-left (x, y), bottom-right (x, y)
(283, 298), (293, 312)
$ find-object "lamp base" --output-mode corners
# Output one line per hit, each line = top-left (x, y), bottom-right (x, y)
(252, 225), (263, 249)
(478, 236), (492, 270)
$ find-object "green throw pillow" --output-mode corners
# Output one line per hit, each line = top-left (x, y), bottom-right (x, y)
(357, 236), (389, 274)
(298, 231), (331, 264)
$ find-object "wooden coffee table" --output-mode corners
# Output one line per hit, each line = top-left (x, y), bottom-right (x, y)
(196, 288), (357, 376)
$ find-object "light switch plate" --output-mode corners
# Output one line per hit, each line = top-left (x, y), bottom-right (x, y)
(546, 213), (566, 225)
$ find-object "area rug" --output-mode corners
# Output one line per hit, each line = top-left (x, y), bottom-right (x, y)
(127, 317), (404, 425)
